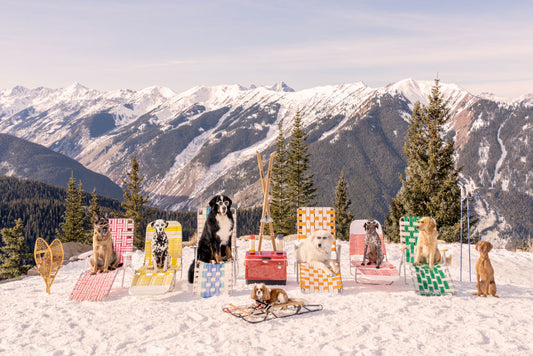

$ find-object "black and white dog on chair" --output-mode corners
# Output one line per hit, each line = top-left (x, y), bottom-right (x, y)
(188, 195), (234, 283)
(361, 219), (384, 269)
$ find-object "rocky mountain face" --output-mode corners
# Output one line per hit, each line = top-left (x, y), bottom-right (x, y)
(1, 79), (532, 243)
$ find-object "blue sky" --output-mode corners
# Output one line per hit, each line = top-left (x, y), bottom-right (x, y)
(1, 0), (532, 97)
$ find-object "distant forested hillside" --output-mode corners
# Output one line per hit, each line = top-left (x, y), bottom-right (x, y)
(0, 176), (262, 253)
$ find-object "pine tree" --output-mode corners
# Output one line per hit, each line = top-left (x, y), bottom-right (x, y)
(270, 121), (292, 235)
(57, 174), (88, 243)
(286, 110), (317, 233)
(0, 219), (32, 279)
(121, 156), (154, 249)
(385, 79), (462, 242)
(89, 189), (101, 221)
(334, 171), (353, 241)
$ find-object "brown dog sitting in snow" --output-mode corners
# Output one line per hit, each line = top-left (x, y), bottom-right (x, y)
(473, 241), (498, 298)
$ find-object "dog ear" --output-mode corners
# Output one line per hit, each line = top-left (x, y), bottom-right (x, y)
(149, 221), (155, 228)
(364, 222), (368, 231)
(262, 285), (270, 300)
(225, 195), (232, 207)
(486, 241), (493, 253)
(251, 285), (257, 300)
(93, 214), (100, 223)
(164, 220), (169, 229)
(208, 196), (218, 209)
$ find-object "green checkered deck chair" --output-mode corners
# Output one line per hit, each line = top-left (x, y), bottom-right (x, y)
(399, 217), (455, 296)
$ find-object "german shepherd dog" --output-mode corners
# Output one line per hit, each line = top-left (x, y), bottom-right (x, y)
(90, 214), (119, 274)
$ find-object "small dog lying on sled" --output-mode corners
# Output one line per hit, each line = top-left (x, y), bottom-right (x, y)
(251, 284), (303, 309)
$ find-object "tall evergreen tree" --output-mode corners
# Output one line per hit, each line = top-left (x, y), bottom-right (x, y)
(334, 171), (353, 241)
(385, 79), (462, 242)
(270, 121), (292, 235)
(286, 110), (317, 233)
(89, 188), (101, 220)
(57, 175), (88, 243)
(0, 219), (32, 279)
(121, 156), (154, 249)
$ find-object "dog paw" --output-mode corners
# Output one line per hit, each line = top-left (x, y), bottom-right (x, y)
(376, 265), (380, 269)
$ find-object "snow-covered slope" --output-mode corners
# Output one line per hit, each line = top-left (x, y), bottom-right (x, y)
(1, 239), (532, 354)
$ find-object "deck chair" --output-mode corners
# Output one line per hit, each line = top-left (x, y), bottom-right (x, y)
(70, 219), (134, 302)
(128, 221), (182, 296)
(192, 207), (237, 298)
(349, 219), (399, 284)
(399, 216), (455, 296)
(296, 207), (342, 293)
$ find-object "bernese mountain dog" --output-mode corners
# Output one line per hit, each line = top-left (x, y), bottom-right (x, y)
(188, 194), (234, 283)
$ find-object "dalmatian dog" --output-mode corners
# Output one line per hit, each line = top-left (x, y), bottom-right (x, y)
(361, 220), (384, 269)
(150, 219), (170, 273)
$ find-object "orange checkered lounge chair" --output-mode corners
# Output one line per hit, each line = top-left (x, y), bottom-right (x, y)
(70, 219), (134, 302)
(349, 219), (399, 284)
(128, 221), (183, 296)
(297, 207), (342, 293)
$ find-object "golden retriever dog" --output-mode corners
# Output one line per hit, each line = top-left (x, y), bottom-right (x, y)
(90, 214), (119, 274)
(251, 284), (289, 305)
(473, 241), (498, 298)
(295, 230), (339, 276)
(414, 217), (445, 270)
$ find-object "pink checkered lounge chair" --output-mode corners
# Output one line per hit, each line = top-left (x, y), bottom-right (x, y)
(69, 219), (134, 302)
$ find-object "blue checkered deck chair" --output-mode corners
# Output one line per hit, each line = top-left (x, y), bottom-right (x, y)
(192, 207), (237, 298)
(399, 216), (455, 296)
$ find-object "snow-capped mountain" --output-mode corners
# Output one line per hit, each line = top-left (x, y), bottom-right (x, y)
(1, 79), (532, 243)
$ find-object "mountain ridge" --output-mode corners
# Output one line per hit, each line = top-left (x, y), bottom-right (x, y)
(1, 79), (532, 244)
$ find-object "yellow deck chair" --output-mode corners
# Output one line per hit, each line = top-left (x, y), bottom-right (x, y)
(129, 221), (182, 296)
(296, 207), (342, 293)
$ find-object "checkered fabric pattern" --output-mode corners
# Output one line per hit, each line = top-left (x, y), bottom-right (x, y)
(298, 263), (342, 293)
(69, 219), (133, 302)
(70, 270), (119, 302)
(109, 218), (134, 264)
(399, 216), (421, 263)
(399, 217), (455, 296)
(129, 221), (182, 295)
(296, 207), (342, 293)
(193, 261), (233, 298)
(349, 219), (399, 283)
(297, 207), (336, 239)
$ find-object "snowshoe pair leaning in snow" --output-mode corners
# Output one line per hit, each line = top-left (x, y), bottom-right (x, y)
(188, 195), (235, 283)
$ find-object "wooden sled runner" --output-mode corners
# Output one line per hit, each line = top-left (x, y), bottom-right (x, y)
(222, 301), (323, 324)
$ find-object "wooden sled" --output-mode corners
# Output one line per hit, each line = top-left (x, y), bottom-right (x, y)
(222, 300), (323, 324)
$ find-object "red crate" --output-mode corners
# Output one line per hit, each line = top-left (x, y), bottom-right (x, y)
(245, 251), (287, 285)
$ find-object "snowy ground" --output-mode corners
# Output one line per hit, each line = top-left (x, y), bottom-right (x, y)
(1, 239), (532, 355)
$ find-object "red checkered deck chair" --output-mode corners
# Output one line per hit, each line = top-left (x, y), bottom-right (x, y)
(297, 207), (342, 293)
(69, 219), (134, 302)
(349, 219), (399, 284)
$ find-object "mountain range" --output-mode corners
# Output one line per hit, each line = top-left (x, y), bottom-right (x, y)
(1, 79), (532, 243)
